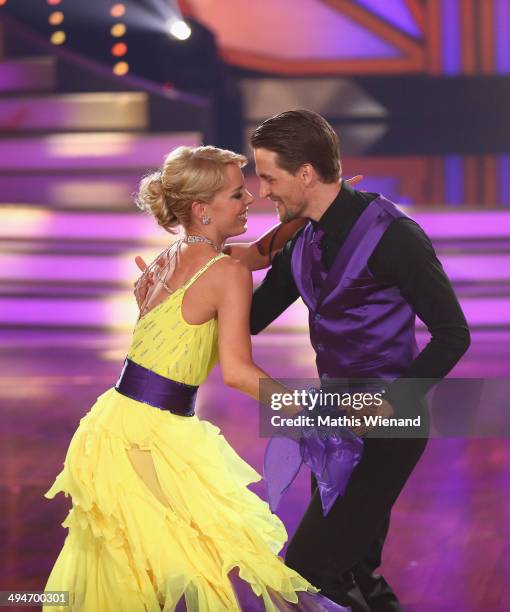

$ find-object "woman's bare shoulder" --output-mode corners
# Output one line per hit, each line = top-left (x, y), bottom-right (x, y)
(210, 255), (252, 288)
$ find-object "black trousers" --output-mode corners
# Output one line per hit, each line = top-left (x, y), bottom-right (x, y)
(285, 433), (428, 611)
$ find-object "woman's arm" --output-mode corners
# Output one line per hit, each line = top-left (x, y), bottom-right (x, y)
(224, 219), (305, 271)
(216, 259), (300, 415)
(225, 175), (364, 271)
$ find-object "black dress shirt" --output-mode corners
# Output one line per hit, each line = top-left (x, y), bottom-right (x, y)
(250, 181), (471, 415)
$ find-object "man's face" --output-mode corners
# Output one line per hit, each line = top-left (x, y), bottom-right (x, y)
(253, 148), (307, 223)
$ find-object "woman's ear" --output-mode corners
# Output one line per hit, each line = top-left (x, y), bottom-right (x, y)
(190, 200), (205, 222)
(191, 200), (212, 226)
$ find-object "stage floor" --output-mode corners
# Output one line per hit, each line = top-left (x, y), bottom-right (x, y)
(1, 328), (509, 611)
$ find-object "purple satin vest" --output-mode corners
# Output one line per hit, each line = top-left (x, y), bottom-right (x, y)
(291, 195), (418, 381)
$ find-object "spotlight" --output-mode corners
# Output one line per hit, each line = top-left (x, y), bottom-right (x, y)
(50, 30), (66, 45)
(48, 11), (64, 26)
(111, 42), (127, 57)
(166, 18), (191, 41)
(113, 61), (129, 76)
(47, 0), (62, 5)
(110, 23), (127, 37)
(0, 0), (8, 6)
(110, 4), (126, 18)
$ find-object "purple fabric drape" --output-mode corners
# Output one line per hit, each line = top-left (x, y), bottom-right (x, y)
(264, 425), (363, 517)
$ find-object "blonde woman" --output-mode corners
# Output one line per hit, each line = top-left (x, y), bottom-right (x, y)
(44, 146), (352, 611)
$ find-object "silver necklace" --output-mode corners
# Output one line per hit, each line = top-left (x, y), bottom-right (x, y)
(184, 234), (223, 253)
(150, 236), (222, 298)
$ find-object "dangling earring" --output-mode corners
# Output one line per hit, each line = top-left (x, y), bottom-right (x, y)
(201, 215), (211, 225)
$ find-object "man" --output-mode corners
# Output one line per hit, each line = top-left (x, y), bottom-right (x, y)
(248, 110), (470, 610)
(134, 110), (470, 610)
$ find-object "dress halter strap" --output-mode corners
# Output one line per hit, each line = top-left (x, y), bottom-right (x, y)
(181, 253), (227, 291)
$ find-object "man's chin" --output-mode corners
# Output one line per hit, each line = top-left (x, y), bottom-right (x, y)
(280, 211), (298, 223)
(276, 206), (292, 223)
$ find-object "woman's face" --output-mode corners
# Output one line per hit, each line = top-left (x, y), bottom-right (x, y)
(206, 164), (254, 238)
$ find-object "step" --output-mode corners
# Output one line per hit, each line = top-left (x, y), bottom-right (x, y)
(2, 172), (509, 217)
(267, 296), (510, 332)
(1, 208), (509, 243)
(0, 92), (149, 132)
(0, 294), (508, 330)
(0, 57), (56, 93)
(406, 209), (510, 240)
(0, 172), (274, 211)
(2, 249), (509, 286)
(0, 294), (139, 329)
(0, 252), (158, 284)
(0, 207), (162, 242)
(0, 131), (201, 170)
(3, 272), (510, 302)
(241, 77), (387, 122)
(0, 173), (141, 209)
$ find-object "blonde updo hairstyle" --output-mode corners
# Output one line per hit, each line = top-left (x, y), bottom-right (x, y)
(136, 145), (248, 232)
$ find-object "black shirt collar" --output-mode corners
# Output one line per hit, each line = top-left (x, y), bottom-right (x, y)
(312, 180), (361, 239)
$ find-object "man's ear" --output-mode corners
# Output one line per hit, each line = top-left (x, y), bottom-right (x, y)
(301, 163), (315, 186)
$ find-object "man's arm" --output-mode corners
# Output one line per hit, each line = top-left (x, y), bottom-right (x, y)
(250, 231), (302, 335)
(369, 218), (471, 415)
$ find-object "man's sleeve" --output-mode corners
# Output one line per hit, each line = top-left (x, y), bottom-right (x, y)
(250, 234), (301, 335)
(369, 218), (471, 415)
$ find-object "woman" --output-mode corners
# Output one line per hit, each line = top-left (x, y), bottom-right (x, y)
(44, 145), (350, 611)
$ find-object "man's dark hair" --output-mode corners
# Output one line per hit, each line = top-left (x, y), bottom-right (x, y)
(250, 109), (341, 183)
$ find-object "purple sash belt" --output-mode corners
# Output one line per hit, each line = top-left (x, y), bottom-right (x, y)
(115, 358), (198, 416)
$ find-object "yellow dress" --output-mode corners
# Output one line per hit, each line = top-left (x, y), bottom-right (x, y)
(43, 255), (325, 612)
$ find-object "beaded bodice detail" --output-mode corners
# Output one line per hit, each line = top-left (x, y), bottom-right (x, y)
(127, 254), (227, 387)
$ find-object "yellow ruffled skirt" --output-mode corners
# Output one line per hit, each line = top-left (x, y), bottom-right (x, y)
(44, 388), (320, 611)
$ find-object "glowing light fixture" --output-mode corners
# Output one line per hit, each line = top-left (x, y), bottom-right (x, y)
(110, 23), (126, 37)
(166, 18), (191, 41)
(113, 61), (129, 76)
(111, 42), (128, 57)
(48, 11), (64, 25)
(110, 3), (126, 18)
(0, 0), (9, 7)
(47, 0), (62, 5)
(50, 30), (66, 45)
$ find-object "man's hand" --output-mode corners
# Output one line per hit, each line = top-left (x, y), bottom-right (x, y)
(134, 256), (147, 273)
(133, 255), (166, 310)
(348, 398), (394, 437)
(133, 256), (150, 309)
(345, 175), (364, 188)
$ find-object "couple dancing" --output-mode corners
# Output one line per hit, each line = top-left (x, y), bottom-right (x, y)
(45, 110), (470, 611)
